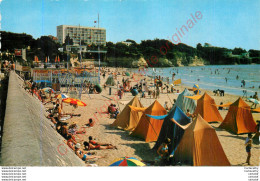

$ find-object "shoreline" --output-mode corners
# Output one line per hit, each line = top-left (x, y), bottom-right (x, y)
(127, 65), (259, 97)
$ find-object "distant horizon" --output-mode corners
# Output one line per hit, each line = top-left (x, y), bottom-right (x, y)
(1, 0), (259, 51)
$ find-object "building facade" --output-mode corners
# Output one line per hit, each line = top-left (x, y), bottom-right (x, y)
(57, 25), (106, 46)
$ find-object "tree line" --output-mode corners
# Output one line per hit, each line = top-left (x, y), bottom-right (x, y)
(1, 31), (259, 67)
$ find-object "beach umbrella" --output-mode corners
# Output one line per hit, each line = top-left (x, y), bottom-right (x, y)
(55, 94), (69, 99)
(248, 98), (259, 105)
(62, 98), (87, 107)
(109, 157), (145, 166)
(192, 84), (201, 95)
(42, 87), (55, 93)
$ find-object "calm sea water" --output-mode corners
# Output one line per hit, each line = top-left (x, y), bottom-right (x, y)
(141, 64), (260, 96)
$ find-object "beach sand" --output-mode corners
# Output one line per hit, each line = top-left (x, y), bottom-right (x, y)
(59, 67), (260, 166)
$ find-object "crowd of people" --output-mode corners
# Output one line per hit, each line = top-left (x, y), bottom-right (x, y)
(21, 74), (118, 164)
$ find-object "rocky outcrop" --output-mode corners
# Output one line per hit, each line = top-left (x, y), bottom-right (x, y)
(188, 56), (205, 66)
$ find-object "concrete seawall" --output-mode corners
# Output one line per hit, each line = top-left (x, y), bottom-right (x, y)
(0, 71), (85, 166)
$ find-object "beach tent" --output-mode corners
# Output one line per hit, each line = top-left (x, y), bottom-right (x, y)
(219, 98), (256, 134)
(149, 106), (191, 153)
(130, 100), (167, 142)
(111, 96), (144, 131)
(106, 75), (116, 86)
(194, 93), (223, 123)
(172, 114), (230, 166)
(175, 88), (196, 114)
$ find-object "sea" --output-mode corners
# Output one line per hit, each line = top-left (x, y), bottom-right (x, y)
(136, 64), (260, 96)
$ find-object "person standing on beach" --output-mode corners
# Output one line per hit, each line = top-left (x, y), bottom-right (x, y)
(253, 121), (260, 145)
(156, 85), (160, 99)
(241, 80), (246, 87)
(252, 92), (259, 108)
(245, 134), (252, 165)
(172, 73), (175, 82)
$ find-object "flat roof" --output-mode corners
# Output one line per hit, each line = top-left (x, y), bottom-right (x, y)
(57, 25), (105, 30)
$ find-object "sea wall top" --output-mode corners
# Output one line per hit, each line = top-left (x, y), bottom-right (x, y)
(0, 71), (85, 166)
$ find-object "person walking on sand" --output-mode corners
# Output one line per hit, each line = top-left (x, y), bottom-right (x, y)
(245, 133), (253, 165)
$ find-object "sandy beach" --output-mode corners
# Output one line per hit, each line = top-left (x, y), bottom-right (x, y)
(58, 67), (260, 166)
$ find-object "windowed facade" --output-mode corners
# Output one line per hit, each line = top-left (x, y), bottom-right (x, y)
(57, 25), (106, 46)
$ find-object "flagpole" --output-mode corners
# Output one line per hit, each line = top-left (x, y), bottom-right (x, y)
(98, 13), (101, 84)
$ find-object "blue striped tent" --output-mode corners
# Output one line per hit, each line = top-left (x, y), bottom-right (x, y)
(175, 88), (196, 114)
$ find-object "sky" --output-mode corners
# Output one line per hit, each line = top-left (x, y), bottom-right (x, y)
(0, 0), (259, 50)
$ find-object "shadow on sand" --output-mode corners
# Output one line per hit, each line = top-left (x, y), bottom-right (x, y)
(121, 143), (157, 162)
(219, 134), (246, 141)
(103, 124), (143, 141)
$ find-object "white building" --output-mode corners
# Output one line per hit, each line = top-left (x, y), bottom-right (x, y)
(120, 41), (132, 46)
(57, 25), (106, 46)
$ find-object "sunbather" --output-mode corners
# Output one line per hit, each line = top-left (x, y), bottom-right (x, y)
(75, 143), (104, 161)
(83, 141), (117, 150)
(88, 136), (112, 146)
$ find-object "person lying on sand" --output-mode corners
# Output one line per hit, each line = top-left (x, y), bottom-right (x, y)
(67, 135), (77, 151)
(83, 141), (117, 150)
(85, 118), (95, 127)
(88, 136), (113, 146)
(68, 122), (86, 135)
(59, 122), (77, 141)
(75, 143), (105, 161)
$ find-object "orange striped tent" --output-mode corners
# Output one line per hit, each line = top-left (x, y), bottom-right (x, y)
(219, 98), (256, 134)
(173, 114), (230, 166)
(194, 93), (223, 123)
(130, 100), (167, 142)
(111, 96), (144, 131)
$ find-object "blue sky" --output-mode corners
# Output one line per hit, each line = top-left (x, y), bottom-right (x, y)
(1, 0), (259, 50)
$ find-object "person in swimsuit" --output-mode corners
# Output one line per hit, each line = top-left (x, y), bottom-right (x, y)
(83, 141), (117, 150)
(157, 138), (171, 165)
(85, 118), (95, 127)
(253, 120), (260, 145)
(186, 109), (192, 117)
(88, 136), (112, 146)
(67, 135), (77, 151)
(75, 143), (104, 161)
(245, 133), (253, 165)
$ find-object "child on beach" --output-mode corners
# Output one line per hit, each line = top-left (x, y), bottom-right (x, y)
(156, 138), (171, 166)
(245, 134), (253, 165)
(85, 118), (95, 127)
(164, 101), (169, 111)
(253, 121), (260, 145)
